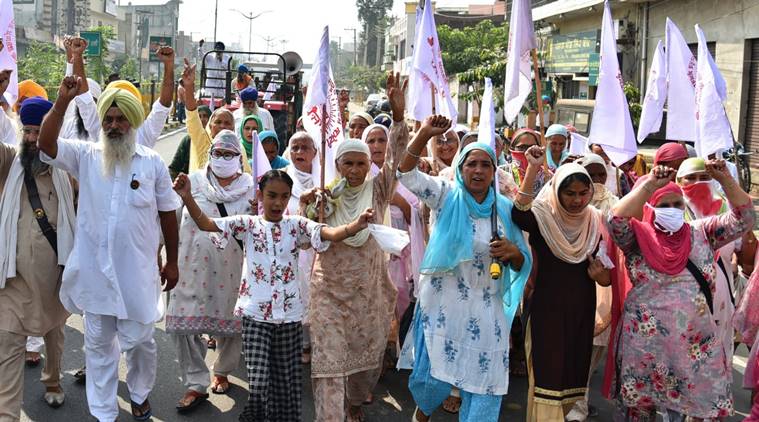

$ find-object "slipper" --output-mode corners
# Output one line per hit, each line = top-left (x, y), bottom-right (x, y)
(176, 390), (209, 413)
(363, 392), (373, 405)
(441, 394), (461, 414)
(25, 352), (41, 367)
(130, 398), (152, 421)
(74, 366), (86, 384)
(207, 337), (217, 350)
(301, 347), (311, 365)
(210, 375), (229, 394)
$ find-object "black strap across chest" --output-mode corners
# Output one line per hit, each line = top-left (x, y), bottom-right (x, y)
(23, 167), (57, 256)
(215, 202), (244, 251)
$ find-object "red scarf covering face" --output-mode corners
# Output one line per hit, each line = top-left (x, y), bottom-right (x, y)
(682, 181), (723, 217)
(629, 182), (692, 275)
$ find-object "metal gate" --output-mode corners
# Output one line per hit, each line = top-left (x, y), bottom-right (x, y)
(746, 39), (759, 168)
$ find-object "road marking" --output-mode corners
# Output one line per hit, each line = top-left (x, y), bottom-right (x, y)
(158, 126), (187, 141)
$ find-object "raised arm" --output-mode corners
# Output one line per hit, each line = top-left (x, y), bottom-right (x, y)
(156, 46), (175, 107)
(172, 173), (221, 232)
(319, 208), (374, 242)
(38, 76), (82, 159)
(385, 72), (410, 172)
(66, 37), (90, 95)
(183, 58), (198, 112)
(398, 115), (452, 173)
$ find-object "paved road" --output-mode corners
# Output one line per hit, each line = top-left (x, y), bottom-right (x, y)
(18, 128), (754, 421)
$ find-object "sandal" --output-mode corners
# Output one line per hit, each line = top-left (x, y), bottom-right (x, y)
(363, 392), (374, 405)
(210, 375), (229, 394)
(207, 337), (216, 350)
(412, 407), (431, 422)
(130, 398), (152, 421)
(176, 390), (209, 413)
(302, 347), (311, 364)
(74, 366), (86, 384)
(347, 405), (365, 422)
(25, 352), (41, 367)
(441, 394), (461, 414)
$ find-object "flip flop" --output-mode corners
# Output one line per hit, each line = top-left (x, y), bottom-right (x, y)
(74, 366), (86, 384)
(441, 394), (461, 414)
(130, 399), (152, 421)
(176, 390), (209, 414)
(211, 375), (229, 394)
(25, 352), (41, 367)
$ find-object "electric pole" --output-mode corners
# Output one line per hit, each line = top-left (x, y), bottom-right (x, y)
(345, 27), (357, 66)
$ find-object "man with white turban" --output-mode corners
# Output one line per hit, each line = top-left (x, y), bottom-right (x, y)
(38, 76), (181, 422)
(0, 74), (75, 420)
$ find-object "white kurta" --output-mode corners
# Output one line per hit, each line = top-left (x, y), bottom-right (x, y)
(166, 171), (252, 336)
(41, 138), (181, 324)
(0, 108), (17, 145)
(212, 215), (328, 323)
(233, 106), (275, 133)
(397, 168), (527, 395)
(60, 94), (170, 147)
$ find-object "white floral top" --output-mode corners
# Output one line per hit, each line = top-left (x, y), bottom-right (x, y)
(213, 215), (328, 323)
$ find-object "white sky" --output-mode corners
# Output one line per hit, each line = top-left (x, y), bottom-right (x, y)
(171, 0), (496, 64)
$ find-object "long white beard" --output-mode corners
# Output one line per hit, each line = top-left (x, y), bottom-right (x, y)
(101, 129), (136, 177)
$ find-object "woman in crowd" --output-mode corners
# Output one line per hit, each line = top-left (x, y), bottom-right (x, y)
(259, 130), (290, 170)
(347, 112), (373, 139)
(238, 114), (263, 164)
(512, 146), (610, 421)
(397, 118), (531, 422)
(167, 130), (253, 412)
(608, 160), (754, 420)
(505, 128), (551, 195)
(545, 124), (569, 171)
(170, 105), (211, 179)
(303, 73), (407, 422)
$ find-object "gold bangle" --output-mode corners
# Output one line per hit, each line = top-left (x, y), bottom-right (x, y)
(406, 147), (421, 159)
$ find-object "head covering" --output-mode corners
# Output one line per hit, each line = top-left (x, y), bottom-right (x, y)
(454, 123), (469, 136)
(197, 105), (212, 116)
(531, 163), (602, 264)
(237, 64), (249, 73)
(676, 157), (706, 179)
(654, 142), (688, 165)
(335, 138), (370, 161)
(373, 113), (392, 128)
(97, 87), (145, 129)
(87, 78), (102, 99)
(629, 182), (691, 275)
(350, 112), (373, 127)
(239, 87), (258, 102)
(211, 129), (242, 154)
(259, 130), (279, 147)
(420, 142), (532, 312)
(578, 153), (606, 169)
(18, 80), (48, 101)
(239, 114), (264, 157)
(685, 143), (697, 158)
(546, 124), (568, 139)
(511, 128), (541, 148)
(214, 41), (225, 50)
(361, 123), (389, 143)
(578, 153), (617, 212)
(19, 97), (53, 126)
(460, 131), (479, 148)
(105, 80), (143, 104)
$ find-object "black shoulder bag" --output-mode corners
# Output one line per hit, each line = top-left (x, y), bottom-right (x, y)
(23, 168), (58, 256)
(685, 259), (714, 314)
(215, 203), (244, 251)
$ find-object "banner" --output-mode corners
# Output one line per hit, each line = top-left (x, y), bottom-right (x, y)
(637, 40), (666, 142)
(503, 0), (536, 124)
(303, 26), (343, 185)
(588, 1), (637, 167)
(0, 0), (18, 106)
(407, 0), (457, 123)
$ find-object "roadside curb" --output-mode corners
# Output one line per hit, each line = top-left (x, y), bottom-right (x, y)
(158, 126), (187, 140)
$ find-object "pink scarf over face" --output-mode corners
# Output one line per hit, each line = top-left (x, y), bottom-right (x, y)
(629, 182), (692, 275)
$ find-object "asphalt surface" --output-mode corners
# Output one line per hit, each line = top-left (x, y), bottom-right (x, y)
(18, 127), (754, 421)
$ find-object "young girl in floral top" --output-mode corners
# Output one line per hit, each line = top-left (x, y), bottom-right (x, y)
(173, 169), (373, 422)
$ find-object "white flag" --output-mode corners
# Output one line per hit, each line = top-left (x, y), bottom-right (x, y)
(665, 18), (697, 142)
(477, 78), (496, 148)
(249, 131), (272, 184)
(568, 132), (590, 155)
(588, 1), (637, 167)
(408, 0), (457, 122)
(503, 0), (536, 124)
(637, 40), (666, 143)
(303, 26), (344, 185)
(694, 24), (733, 158)
(262, 81), (279, 101)
(0, 0), (17, 106)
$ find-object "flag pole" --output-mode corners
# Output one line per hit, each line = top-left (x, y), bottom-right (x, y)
(430, 81), (436, 114)
(531, 49), (546, 146)
(319, 103), (327, 223)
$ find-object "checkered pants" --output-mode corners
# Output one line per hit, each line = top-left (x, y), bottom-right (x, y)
(239, 317), (302, 422)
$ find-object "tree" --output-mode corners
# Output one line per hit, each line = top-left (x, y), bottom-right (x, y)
(623, 81), (642, 128)
(356, 0), (392, 67)
(437, 20), (509, 112)
(17, 42), (67, 99)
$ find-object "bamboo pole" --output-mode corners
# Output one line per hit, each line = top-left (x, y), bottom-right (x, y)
(531, 49), (546, 146)
(319, 103), (327, 223)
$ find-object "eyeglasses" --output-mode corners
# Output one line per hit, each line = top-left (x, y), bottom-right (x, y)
(511, 143), (535, 152)
(290, 145), (313, 153)
(210, 150), (240, 161)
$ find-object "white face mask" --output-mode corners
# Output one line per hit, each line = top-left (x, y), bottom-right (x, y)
(210, 156), (240, 178)
(652, 206), (685, 233)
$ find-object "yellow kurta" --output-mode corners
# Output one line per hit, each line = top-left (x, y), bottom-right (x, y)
(186, 107), (252, 173)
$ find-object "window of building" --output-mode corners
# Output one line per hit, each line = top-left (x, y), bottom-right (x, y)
(561, 80), (580, 99)
(687, 41), (716, 59)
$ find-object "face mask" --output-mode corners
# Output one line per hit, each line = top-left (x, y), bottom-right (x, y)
(210, 156), (240, 178)
(510, 150), (528, 171)
(652, 206), (685, 234)
(681, 181), (721, 216)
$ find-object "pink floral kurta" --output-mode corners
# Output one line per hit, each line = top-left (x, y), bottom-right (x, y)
(608, 203), (754, 419)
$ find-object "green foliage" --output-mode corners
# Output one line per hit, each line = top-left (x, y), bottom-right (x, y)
(624, 82), (642, 128)
(355, 0), (392, 67)
(17, 41), (66, 99)
(117, 57), (139, 81)
(85, 25), (116, 84)
(343, 65), (386, 94)
(437, 20), (509, 110)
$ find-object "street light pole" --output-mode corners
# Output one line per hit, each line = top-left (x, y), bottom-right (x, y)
(213, 0), (218, 45)
(231, 9), (272, 57)
(345, 27), (357, 66)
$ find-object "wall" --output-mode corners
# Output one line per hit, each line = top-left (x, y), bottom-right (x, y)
(645, 0), (759, 141)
